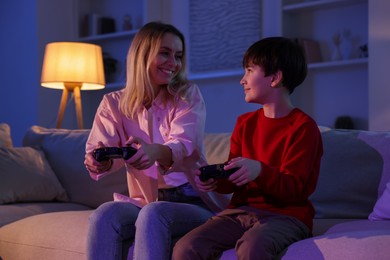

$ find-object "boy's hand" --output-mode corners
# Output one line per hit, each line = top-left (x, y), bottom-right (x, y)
(195, 169), (218, 192)
(226, 157), (261, 186)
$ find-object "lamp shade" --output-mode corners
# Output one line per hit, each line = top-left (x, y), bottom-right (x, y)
(41, 42), (105, 90)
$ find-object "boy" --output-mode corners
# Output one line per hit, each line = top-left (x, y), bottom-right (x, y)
(172, 37), (323, 259)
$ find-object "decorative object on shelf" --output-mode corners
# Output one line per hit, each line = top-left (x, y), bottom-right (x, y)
(100, 17), (116, 34)
(41, 42), (105, 129)
(339, 29), (353, 60)
(359, 44), (368, 58)
(294, 38), (322, 63)
(87, 13), (101, 36)
(103, 52), (118, 83)
(84, 14), (116, 36)
(334, 116), (354, 129)
(122, 15), (133, 31)
(331, 32), (342, 61)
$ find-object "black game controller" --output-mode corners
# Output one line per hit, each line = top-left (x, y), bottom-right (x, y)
(93, 146), (137, 162)
(199, 163), (239, 182)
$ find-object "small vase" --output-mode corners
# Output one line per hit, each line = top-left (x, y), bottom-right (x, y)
(340, 39), (353, 60)
(331, 45), (342, 61)
(340, 30), (353, 59)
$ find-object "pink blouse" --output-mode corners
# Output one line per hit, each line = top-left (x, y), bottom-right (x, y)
(86, 83), (230, 212)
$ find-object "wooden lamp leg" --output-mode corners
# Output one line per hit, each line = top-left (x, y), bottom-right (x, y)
(56, 87), (69, 129)
(73, 86), (84, 129)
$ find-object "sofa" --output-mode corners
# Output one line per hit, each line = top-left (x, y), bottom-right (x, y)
(0, 123), (390, 260)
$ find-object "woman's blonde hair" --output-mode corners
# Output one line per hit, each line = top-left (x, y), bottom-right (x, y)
(119, 22), (189, 118)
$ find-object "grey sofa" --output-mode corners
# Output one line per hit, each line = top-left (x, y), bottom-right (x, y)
(0, 124), (389, 260)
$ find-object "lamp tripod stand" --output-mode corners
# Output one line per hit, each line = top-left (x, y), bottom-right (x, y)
(56, 82), (83, 129)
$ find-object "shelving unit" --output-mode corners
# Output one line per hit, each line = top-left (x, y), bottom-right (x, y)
(65, 0), (371, 130)
(80, 30), (138, 42)
(281, 0), (369, 129)
(75, 0), (146, 89)
(283, 0), (366, 12)
(308, 57), (367, 70)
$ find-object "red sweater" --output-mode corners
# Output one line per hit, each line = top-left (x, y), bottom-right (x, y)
(216, 108), (323, 230)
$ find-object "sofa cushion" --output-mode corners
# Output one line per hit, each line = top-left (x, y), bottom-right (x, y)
(0, 123), (12, 148)
(280, 229), (390, 260)
(0, 146), (68, 204)
(0, 210), (92, 260)
(324, 219), (390, 234)
(0, 202), (91, 227)
(357, 130), (390, 197)
(280, 220), (390, 260)
(203, 132), (231, 164)
(309, 129), (384, 218)
(22, 126), (128, 208)
(369, 180), (390, 220)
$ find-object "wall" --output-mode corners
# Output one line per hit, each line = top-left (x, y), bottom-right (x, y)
(0, 0), (39, 146)
(36, 0), (80, 130)
(369, 0), (390, 130)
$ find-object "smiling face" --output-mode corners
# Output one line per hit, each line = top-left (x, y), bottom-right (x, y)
(240, 63), (274, 104)
(149, 32), (183, 88)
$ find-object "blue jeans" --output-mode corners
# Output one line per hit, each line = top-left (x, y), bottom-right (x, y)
(87, 183), (214, 260)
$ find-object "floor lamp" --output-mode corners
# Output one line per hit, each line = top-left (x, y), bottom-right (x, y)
(41, 42), (105, 129)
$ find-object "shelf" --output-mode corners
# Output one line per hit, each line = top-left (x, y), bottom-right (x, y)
(186, 58), (368, 81)
(79, 30), (138, 42)
(188, 69), (243, 80)
(308, 57), (368, 69)
(283, 0), (367, 12)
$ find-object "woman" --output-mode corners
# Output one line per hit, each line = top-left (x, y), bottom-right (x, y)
(84, 21), (229, 260)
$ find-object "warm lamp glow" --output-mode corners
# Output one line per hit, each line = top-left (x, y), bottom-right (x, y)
(41, 42), (106, 129)
(41, 42), (105, 90)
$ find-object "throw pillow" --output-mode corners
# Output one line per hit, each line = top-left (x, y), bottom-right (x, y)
(369, 180), (390, 220)
(22, 126), (128, 208)
(310, 129), (384, 218)
(0, 123), (13, 148)
(0, 146), (68, 204)
(358, 131), (390, 198)
(203, 133), (231, 164)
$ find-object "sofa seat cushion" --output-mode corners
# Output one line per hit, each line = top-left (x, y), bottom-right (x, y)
(0, 210), (92, 260)
(215, 219), (382, 260)
(280, 220), (390, 260)
(0, 202), (91, 227)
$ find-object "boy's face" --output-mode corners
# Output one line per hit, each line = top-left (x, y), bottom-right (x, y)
(240, 63), (273, 104)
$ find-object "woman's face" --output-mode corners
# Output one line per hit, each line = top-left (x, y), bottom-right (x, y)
(149, 32), (183, 88)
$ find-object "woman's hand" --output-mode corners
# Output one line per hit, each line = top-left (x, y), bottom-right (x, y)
(194, 169), (218, 192)
(84, 141), (112, 173)
(226, 157), (262, 186)
(125, 136), (172, 170)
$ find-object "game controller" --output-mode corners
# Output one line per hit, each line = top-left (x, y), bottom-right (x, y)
(93, 146), (137, 162)
(199, 163), (239, 182)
